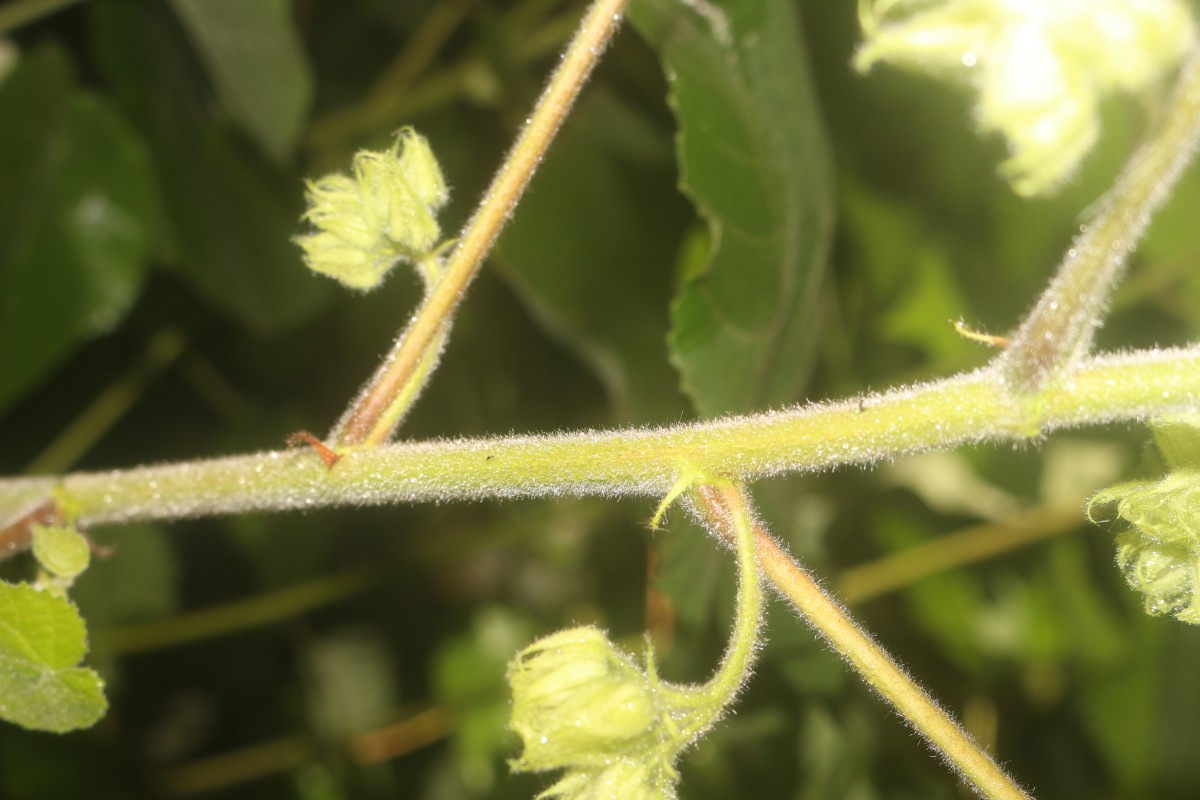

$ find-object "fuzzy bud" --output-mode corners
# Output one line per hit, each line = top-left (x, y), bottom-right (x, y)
(508, 627), (660, 771)
(1090, 414), (1200, 624)
(855, 0), (1195, 196)
(536, 760), (675, 800)
(295, 128), (448, 290)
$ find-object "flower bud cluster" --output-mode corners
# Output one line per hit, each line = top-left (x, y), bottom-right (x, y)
(294, 128), (448, 290)
(855, 0), (1195, 195)
(1090, 413), (1200, 623)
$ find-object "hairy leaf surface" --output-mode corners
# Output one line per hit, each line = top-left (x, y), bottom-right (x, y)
(0, 582), (106, 732)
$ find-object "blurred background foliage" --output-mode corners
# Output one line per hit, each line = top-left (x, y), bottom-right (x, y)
(1, 0), (1200, 798)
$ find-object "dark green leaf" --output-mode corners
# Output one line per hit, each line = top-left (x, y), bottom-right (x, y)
(0, 49), (156, 416)
(0, 581), (106, 732)
(91, 2), (327, 333)
(495, 90), (690, 421)
(168, 0), (313, 163)
(631, 0), (834, 415)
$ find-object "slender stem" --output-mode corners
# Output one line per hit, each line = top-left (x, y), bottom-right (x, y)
(333, 0), (629, 448)
(728, 508), (1032, 800)
(837, 506), (1082, 604)
(91, 567), (380, 656)
(664, 482), (763, 732)
(6, 346), (1199, 529)
(1001, 47), (1200, 390)
(702, 483), (762, 706)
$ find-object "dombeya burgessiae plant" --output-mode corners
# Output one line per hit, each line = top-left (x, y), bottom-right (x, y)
(6, 0), (1200, 797)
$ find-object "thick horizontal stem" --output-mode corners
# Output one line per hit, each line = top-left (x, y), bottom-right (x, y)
(4, 346), (1199, 529)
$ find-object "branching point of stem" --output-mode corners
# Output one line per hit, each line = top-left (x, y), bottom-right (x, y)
(1001, 44), (1200, 391)
(332, 0), (630, 449)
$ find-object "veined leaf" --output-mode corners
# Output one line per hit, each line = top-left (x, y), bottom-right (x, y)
(631, 0), (834, 415)
(0, 582), (106, 733)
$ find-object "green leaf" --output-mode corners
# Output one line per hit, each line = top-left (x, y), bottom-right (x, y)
(630, 0), (834, 415)
(91, 2), (327, 333)
(0, 581), (106, 732)
(32, 525), (90, 581)
(168, 0), (313, 163)
(494, 90), (690, 421)
(0, 48), (156, 416)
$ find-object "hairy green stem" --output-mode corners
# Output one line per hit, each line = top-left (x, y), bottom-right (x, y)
(658, 482), (763, 736)
(1001, 45), (1200, 390)
(742, 518), (1031, 800)
(332, 0), (629, 448)
(5, 347), (1199, 529)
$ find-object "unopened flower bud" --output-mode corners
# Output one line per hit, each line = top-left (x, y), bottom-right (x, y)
(1090, 415), (1200, 624)
(295, 128), (448, 290)
(508, 627), (659, 771)
(537, 760), (675, 800)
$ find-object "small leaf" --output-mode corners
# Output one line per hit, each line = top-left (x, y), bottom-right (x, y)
(32, 524), (90, 581)
(631, 0), (834, 415)
(0, 582), (106, 732)
(168, 0), (313, 162)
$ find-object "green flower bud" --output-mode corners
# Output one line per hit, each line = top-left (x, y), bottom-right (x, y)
(1090, 415), (1200, 624)
(31, 523), (90, 583)
(507, 482), (765, 799)
(855, 0), (1195, 196)
(508, 627), (660, 771)
(295, 128), (448, 291)
(537, 760), (675, 800)
(1115, 527), (1199, 622)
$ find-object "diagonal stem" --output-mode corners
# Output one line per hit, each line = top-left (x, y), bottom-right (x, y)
(693, 485), (1032, 800)
(1001, 45), (1200, 391)
(331, 0), (630, 449)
